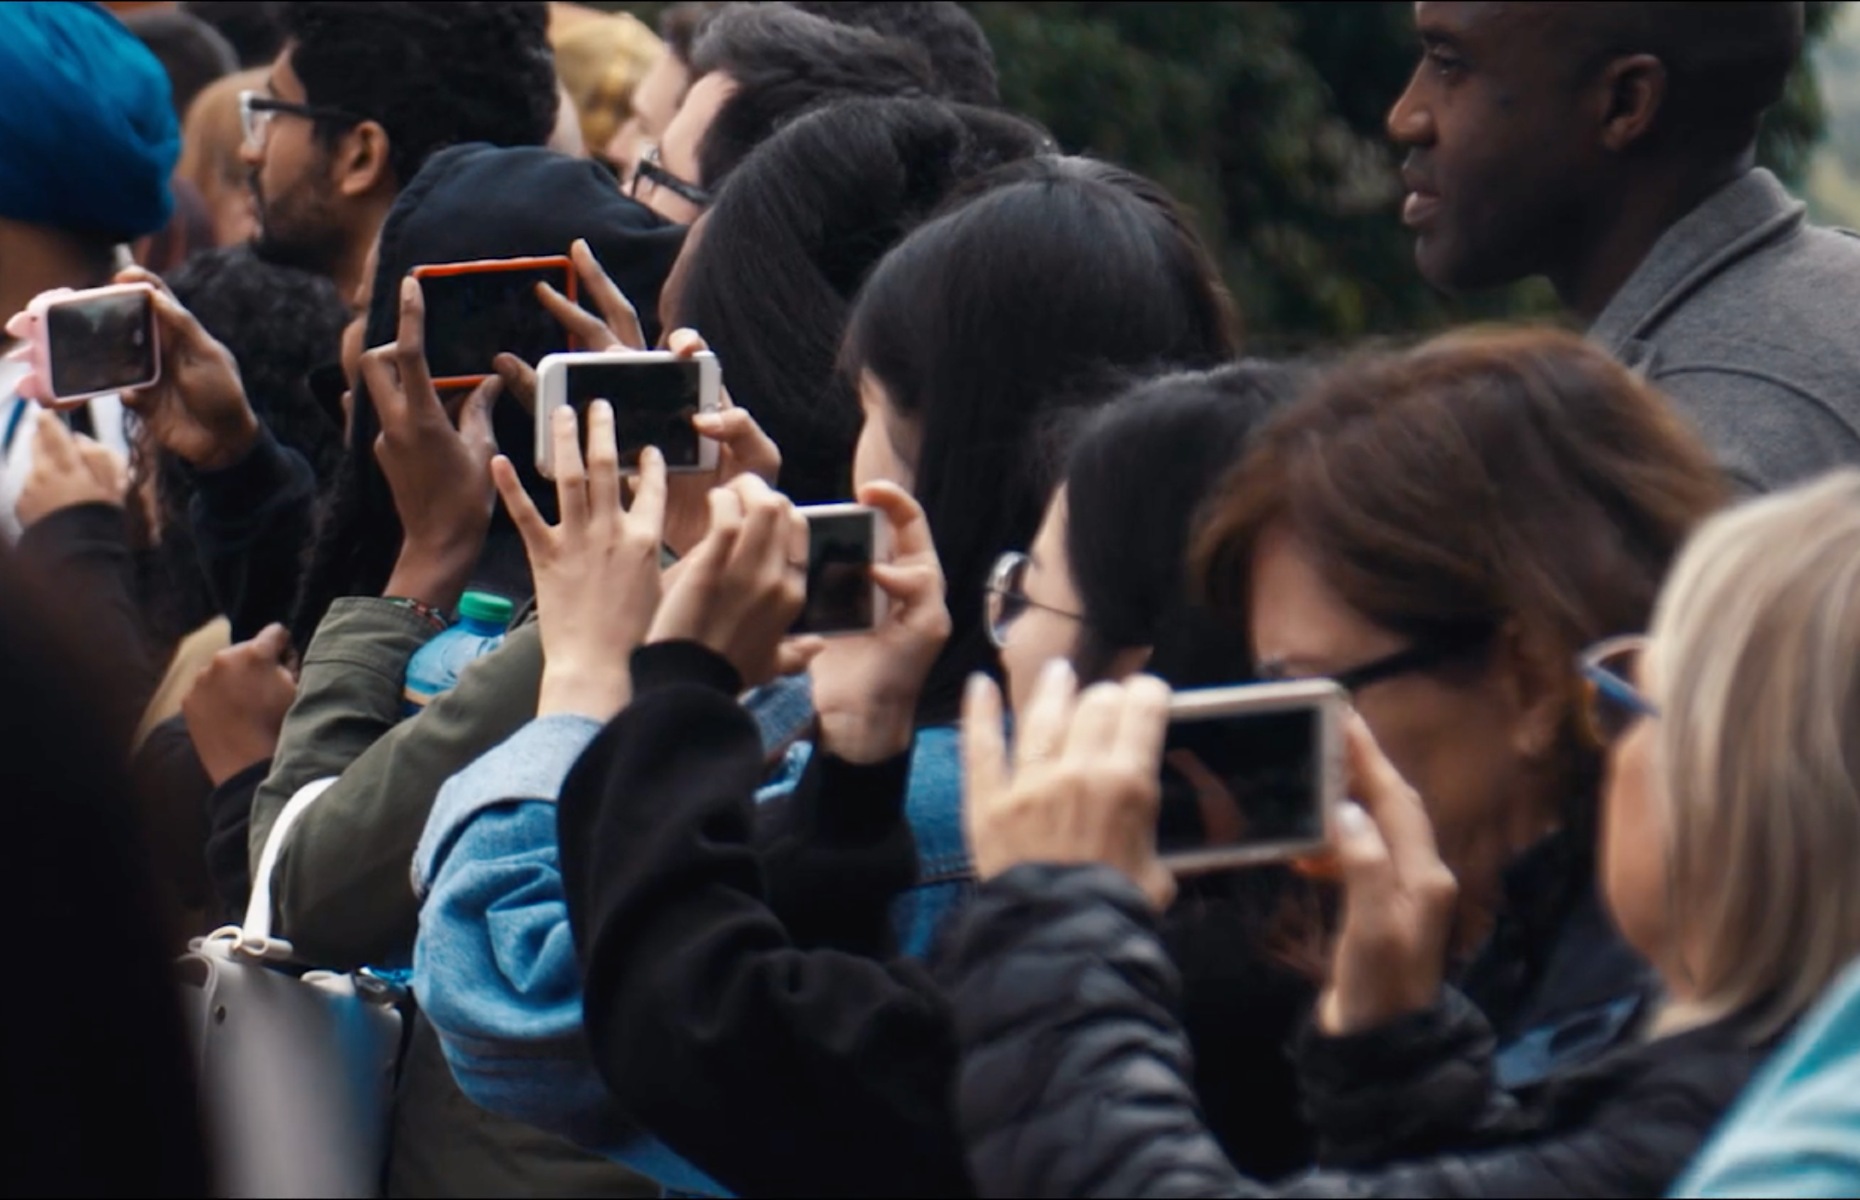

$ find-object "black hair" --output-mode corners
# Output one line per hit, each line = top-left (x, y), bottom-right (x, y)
(181, 0), (287, 69)
(280, 2), (558, 188)
(660, 1), (726, 66)
(122, 8), (241, 119)
(689, 3), (935, 188)
(789, 2), (998, 106)
(675, 96), (1051, 503)
(1564, 2), (1804, 155)
(165, 246), (349, 484)
(843, 155), (1242, 721)
(1063, 363), (1305, 687)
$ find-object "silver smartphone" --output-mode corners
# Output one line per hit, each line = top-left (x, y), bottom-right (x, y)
(534, 350), (722, 479)
(1158, 679), (1347, 873)
(791, 503), (892, 637)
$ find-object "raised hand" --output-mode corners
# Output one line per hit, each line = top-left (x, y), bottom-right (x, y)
(363, 275), (502, 612)
(120, 267), (261, 470)
(962, 663), (1178, 910)
(494, 400), (668, 722)
(647, 474), (807, 689)
(15, 411), (130, 528)
(182, 623), (299, 786)
(809, 483), (952, 763)
(1316, 715), (1458, 1036)
(492, 237), (647, 412)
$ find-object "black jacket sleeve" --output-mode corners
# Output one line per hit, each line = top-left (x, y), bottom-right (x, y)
(757, 733), (918, 955)
(184, 426), (317, 643)
(15, 502), (162, 738)
(558, 641), (969, 1199)
(945, 864), (1749, 1200)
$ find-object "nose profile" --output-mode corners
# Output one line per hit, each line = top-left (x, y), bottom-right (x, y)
(1387, 74), (1434, 147)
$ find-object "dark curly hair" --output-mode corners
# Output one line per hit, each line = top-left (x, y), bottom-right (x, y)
(280, 2), (557, 188)
(790, 2), (998, 105)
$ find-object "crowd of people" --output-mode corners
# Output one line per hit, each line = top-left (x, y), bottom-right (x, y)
(6, 1), (1860, 1196)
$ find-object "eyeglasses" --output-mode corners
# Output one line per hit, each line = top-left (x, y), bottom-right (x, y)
(984, 551), (1086, 649)
(1579, 635), (1658, 747)
(1258, 629), (1493, 695)
(239, 89), (364, 152)
(628, 144), (713, 210)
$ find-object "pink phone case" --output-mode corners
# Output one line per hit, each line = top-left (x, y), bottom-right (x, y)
(14, 283), (161, 408)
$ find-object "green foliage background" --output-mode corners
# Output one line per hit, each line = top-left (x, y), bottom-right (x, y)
(606, 1), (1841, 350)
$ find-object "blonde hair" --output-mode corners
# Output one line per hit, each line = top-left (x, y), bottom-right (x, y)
(551, 11), (665, 153)
(1650, 469), (1860, 1042)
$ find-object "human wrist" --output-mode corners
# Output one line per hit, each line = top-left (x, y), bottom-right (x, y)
(189, 409), (262, 471)
(1316, 978), (1438, 1037)
(385, 542), (477, 612)
(816, 697), (916, 764)
(537, 663), (631, 722)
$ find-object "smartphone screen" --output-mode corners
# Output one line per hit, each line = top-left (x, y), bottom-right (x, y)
(416, 263), (571, 381)
(562, 359), (703, 468)
(46, 289), (156, 397)
(793, 510), (877, 635)
(1157, 706), (1323, 858)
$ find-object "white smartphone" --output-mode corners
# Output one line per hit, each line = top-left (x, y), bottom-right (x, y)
(1158, 679), (1347, 874)
(534, 350), (722, 479)
(791, 503), (892, 637)
(25, 283), (161, 405)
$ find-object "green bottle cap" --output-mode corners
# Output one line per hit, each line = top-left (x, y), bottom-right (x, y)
(458, 591), (515, 627)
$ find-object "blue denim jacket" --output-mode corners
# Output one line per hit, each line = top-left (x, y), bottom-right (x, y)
(1672, 956), (1860, 1198)
(411, 680), (973, 1194)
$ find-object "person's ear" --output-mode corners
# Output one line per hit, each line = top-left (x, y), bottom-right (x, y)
(1494, 621), (1569, 763)
(331, 120), (394, 199)
(1597, 53), (1666, 154)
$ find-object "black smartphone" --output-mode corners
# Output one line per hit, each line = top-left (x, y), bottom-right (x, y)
(1157, 681), (1346, 873)
(410, 256), (573, 386)
(792, 504), (890, 636)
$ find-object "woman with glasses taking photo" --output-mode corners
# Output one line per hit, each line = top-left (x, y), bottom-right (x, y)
(939, 327), (1819, 1199)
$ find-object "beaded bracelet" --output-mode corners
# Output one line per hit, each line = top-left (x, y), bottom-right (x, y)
(384, 596), (450, 633)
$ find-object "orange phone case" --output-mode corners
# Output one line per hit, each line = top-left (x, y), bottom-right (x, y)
(409, 255), (577, 389)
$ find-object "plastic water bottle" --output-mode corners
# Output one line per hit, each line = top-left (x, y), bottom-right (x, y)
(403, 591), (514, 716)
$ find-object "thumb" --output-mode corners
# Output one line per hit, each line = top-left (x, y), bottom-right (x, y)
(148, 288), (209, 358)
(458, 375), (502, 461)
(251, 622), (294, 664)
(776, 635), (826, 678)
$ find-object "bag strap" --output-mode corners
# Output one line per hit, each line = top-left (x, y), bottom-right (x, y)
(235, 777), (338, 958)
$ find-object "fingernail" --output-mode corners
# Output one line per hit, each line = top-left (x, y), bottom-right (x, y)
(965, 672), (992, 705)
(1336, 801), (1370, 835)
(400, 276), (417, 303)
(1040, 658), (1074, 688)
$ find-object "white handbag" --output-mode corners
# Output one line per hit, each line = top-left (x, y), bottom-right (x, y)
(177, 778), (406, 1198)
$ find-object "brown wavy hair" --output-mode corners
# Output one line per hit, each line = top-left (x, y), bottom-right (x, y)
(1193, 326), (1725, 894)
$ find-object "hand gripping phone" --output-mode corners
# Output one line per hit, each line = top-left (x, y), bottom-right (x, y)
(792, 504), (892, 636)
(18, 283), (160, 406)
(534, 349), (723, 478)
(409, 255), (575, 389)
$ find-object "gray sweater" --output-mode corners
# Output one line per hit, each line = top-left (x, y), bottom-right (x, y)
(1591, 168), (1860, 493)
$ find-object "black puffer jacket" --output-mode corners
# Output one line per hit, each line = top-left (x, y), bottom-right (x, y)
(945, 864), (1774, 1199)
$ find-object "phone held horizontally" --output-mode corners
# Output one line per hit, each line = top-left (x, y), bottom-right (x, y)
(1158, 679), (1346, 873)
(533, 349), (723, 479)
(21, 282), (161, 406)
(410, 255), (575, 389)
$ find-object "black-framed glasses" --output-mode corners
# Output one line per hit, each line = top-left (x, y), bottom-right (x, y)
(984, 551), (1085, 649)
(1578, 635), (1658, 747)
(628, 144), (713, 210)
(239, 89), (364, 152)
(1258, 629), (1493, 695)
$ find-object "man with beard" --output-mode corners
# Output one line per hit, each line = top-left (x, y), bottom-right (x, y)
(240, 2), (559, 300)
(1388, 2), (1860, 492)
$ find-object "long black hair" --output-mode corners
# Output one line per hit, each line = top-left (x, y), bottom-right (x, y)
(1062, 362), (1305, 687)
(842, 155), (1241, 721)
(674, 95), (1051, 502)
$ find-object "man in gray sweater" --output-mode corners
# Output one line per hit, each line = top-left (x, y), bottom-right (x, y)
(1389, 1), (1860, 492)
